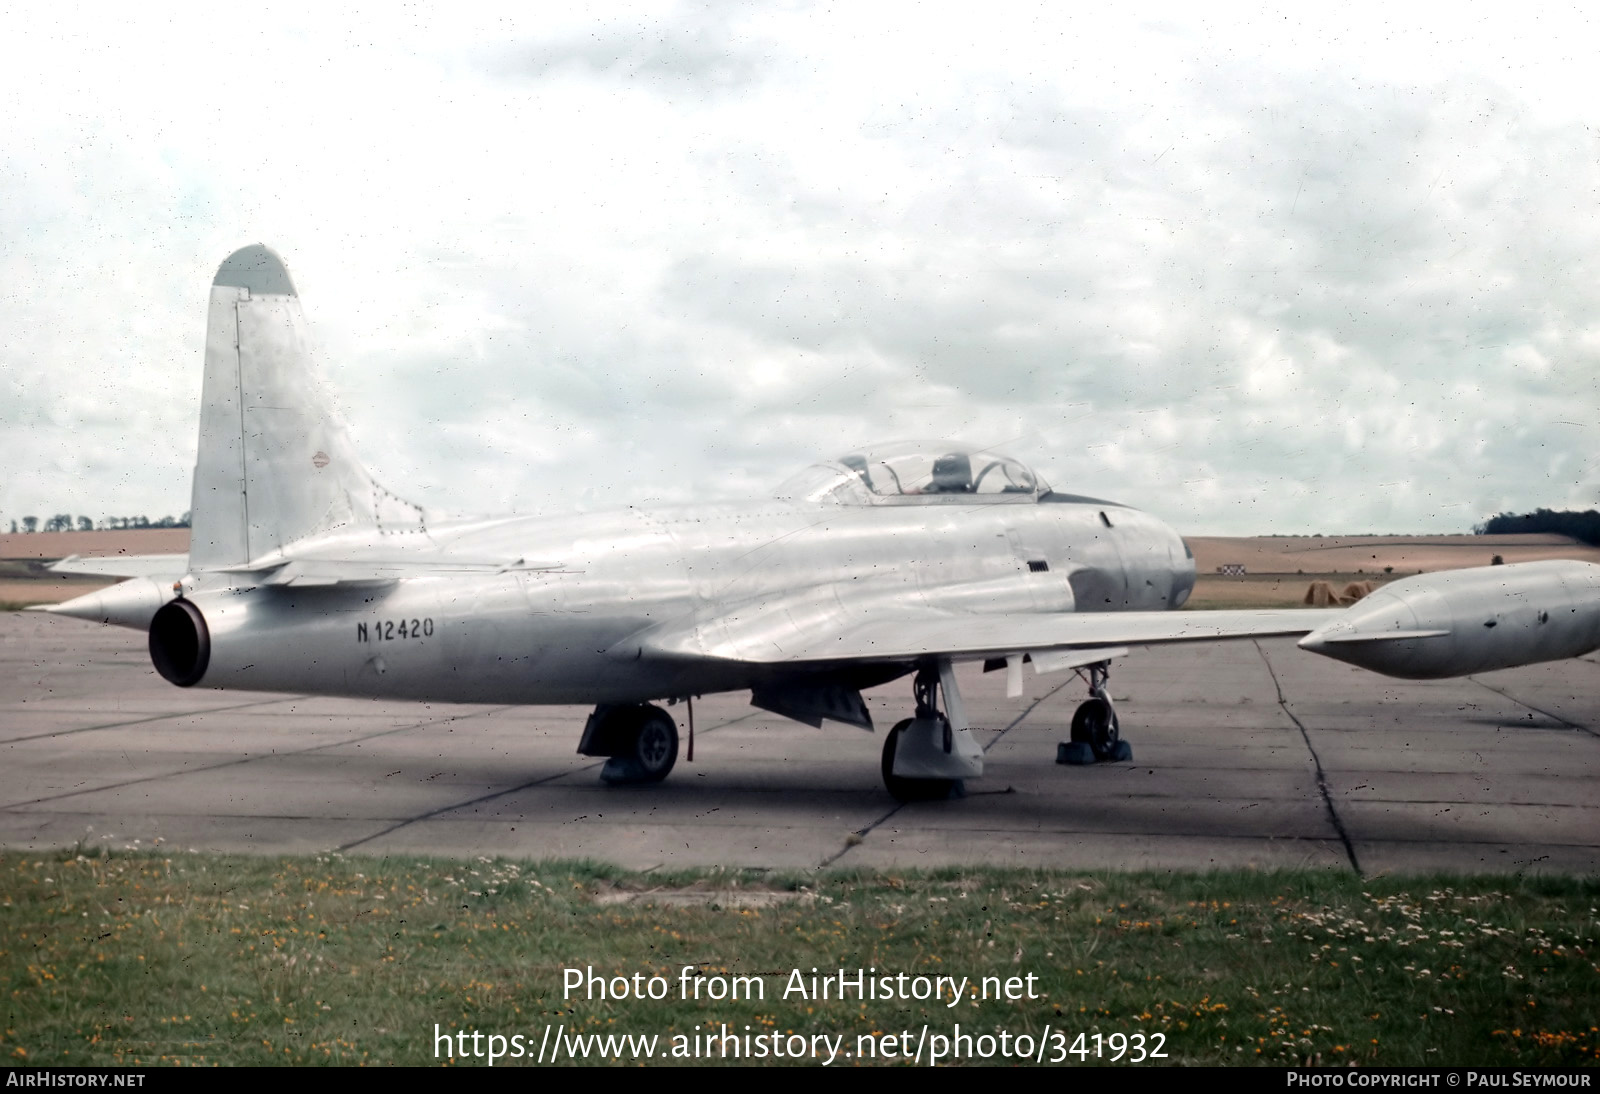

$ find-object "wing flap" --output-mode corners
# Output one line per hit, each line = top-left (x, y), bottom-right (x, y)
(1027, 645), (1131, 674)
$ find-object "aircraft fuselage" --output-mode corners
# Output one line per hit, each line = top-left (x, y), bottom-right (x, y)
(177, 495), (1194, 705)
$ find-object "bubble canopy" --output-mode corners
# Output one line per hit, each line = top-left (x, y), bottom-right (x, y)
(775, 441), (1053, 505)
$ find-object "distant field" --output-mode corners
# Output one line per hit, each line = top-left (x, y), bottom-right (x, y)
(1185, 574), (1355, 610)
(0, 560), (114, 610)
(0, 530), (183, 609)
(0, 528), (188, 560)
(1185, 533), (1600, 608)
(1184, 534), (1600, 576)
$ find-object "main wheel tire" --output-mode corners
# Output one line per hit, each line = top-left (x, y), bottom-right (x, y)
(1070, 698), (1120, 762)
(629, 705), (679, 782)
(881, 717), (957, 802)
(599, 705), (678, 785)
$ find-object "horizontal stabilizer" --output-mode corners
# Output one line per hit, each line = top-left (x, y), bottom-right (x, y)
(49, 554), (189, 579)
(28, 578), (176, 630)
(216, 554), (569, 587)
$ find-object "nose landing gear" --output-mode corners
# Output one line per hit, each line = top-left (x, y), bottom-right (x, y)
(1057, 660), (1133, 765)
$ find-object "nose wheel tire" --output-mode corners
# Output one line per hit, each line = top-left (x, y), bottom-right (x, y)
(881, 718), (960, 802)
(1070, 697), (1122, 762)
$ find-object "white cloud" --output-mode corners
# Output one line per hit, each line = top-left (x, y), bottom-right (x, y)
(1, 3), (1596, 533)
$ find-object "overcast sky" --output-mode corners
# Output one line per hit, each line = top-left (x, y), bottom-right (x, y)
(3, 3), (1597, 535)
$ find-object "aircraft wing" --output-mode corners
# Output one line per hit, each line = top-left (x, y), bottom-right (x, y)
(640, 606), (1340, 666)
(49, 554), (190, 579)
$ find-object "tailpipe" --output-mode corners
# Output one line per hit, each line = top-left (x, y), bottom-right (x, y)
(148, 599), (211, 687)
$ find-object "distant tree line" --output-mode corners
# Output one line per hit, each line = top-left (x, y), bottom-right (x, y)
(1475, 508), (1600, 546)
(8, 512), (191, 534)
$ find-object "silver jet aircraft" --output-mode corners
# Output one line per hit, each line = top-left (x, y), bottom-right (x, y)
(42, 246), (1600, 800)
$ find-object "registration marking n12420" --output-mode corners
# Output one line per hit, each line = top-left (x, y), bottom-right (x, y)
(358, 618), (434, 642)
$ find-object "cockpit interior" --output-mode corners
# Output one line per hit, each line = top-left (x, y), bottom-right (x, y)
(776, 441), (1062, 506)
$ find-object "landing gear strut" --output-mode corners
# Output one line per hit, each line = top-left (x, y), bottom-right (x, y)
(1057, 660), (1132, 765)
(579, 704), (680, 785)
(881, 662), (984, 802)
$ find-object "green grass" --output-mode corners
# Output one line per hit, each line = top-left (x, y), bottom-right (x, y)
(2, 852), (1595, 1066)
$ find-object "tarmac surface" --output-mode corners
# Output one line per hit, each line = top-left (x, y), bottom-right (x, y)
(2, 611), (1597, 875)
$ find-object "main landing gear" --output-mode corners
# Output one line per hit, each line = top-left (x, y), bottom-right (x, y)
(1056, 660), (1133, 766)
(881, 661), (985, 802)
(579, 703), (680, 785)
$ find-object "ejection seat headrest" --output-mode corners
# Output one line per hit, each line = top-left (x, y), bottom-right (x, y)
(929, 452), (973, 493)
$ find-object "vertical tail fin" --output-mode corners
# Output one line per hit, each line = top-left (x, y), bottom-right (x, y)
(189, 245), (424, 569)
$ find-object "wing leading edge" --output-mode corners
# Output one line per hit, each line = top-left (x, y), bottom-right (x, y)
(641, 606), (1340, 667)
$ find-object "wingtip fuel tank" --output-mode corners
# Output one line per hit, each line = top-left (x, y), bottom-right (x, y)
(1298, 560), (1600, 679)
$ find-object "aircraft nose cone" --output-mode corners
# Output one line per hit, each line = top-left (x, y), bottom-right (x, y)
(1298, 592), (1411, 661)
(213, 244), (297, 296)
(1296, 611), (1373, 655)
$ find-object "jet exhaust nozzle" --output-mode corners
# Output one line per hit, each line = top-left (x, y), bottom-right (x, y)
(1298, 560), (1600, 679)
(149, 599), (211, 687)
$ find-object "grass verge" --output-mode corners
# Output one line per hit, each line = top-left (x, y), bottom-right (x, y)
(2, 852), (1595, 1066)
